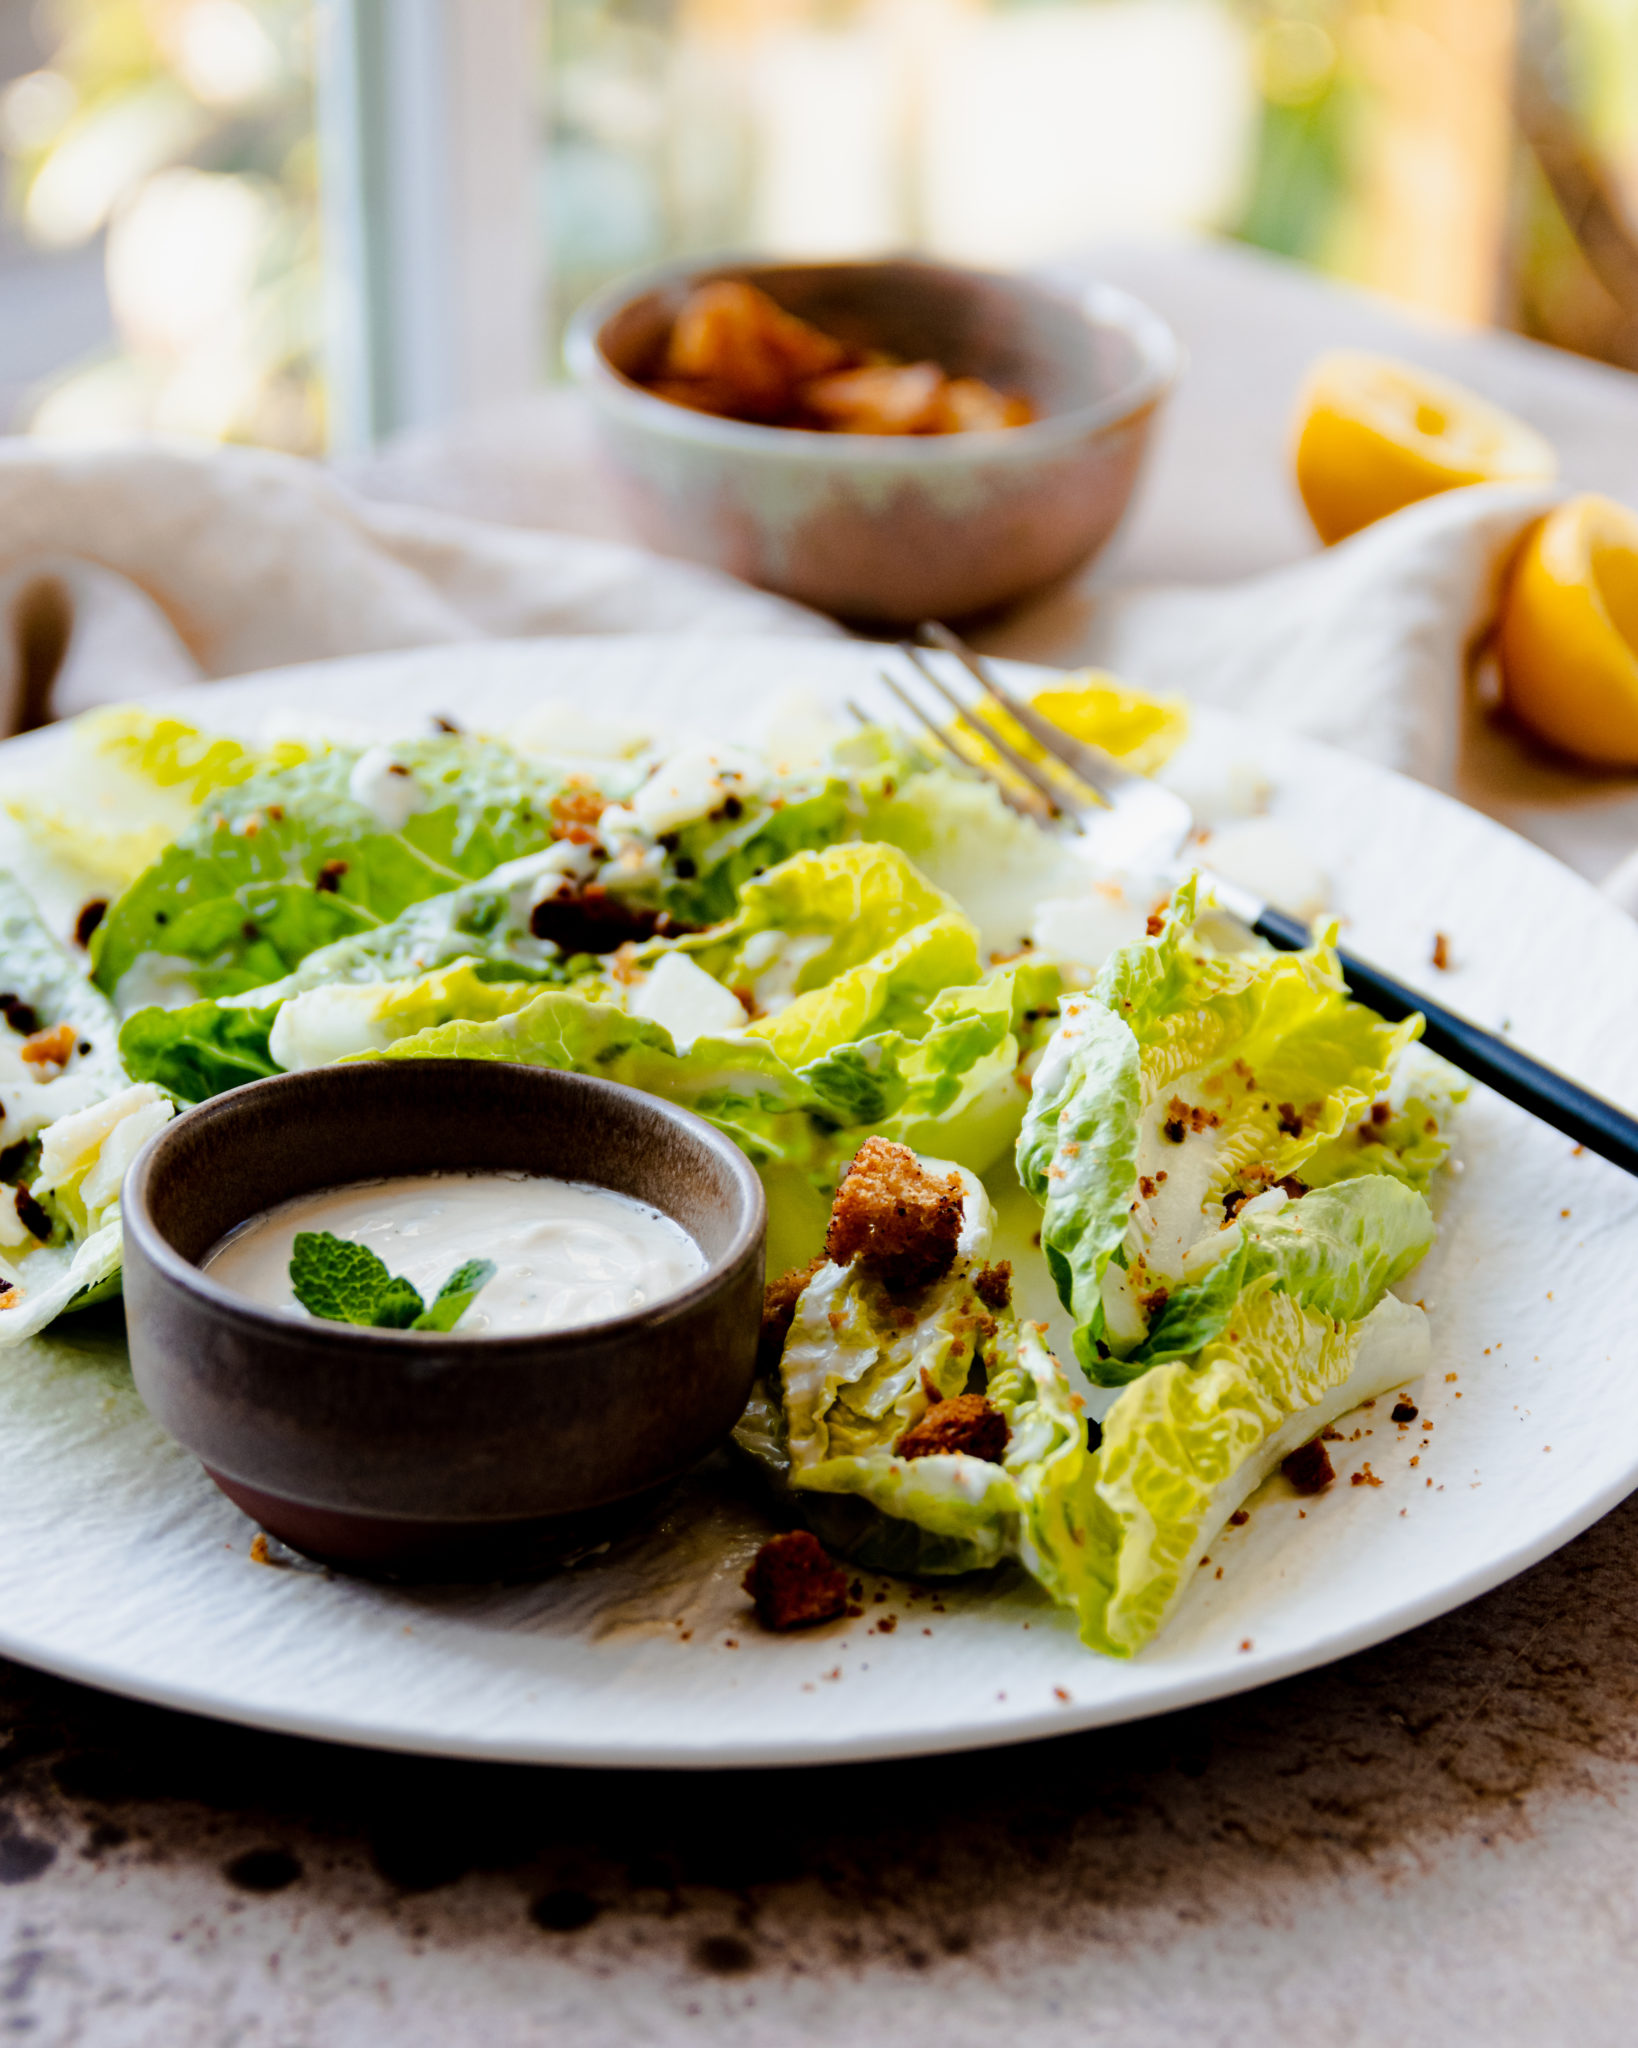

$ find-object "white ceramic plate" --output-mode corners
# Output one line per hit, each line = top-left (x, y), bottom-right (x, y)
(0, 635), (1634, 1770)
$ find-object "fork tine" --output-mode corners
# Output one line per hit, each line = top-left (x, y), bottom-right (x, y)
(916, 620), (1127, 804)
(899, 642), (1079, 825)
(875, 671), (1053, 825)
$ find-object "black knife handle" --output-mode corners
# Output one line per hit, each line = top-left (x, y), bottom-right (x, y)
(1252, 902), (1638, 1176)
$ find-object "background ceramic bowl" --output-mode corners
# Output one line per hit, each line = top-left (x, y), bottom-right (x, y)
(121, 1061), (765, 1577)
(566, 255), (1182, 627)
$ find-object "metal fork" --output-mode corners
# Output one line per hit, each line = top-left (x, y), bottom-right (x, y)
(882, 620), (1638, 1178)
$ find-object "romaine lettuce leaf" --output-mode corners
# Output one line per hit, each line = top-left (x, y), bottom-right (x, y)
(1302, 1042), (1470, 1194)
(114, 848), (595, 1102)
(0, 877), (151, 1338)
(1060, 1289), (1429, 1655)
(0, 1082), (176, 1344)
(118, 997), (282, 1102)
(737, 1167), (1087, 1579)
(748, 913), (982, 1070)
(1123, 1173), (1436, 1373)
(262, 848), (593, 995)
(360, 954), (1053, 1250)
(0, 874), (125, 1121)
(658, 787), (860, 928)
(678, 842), (959, 1009)
(791, 1318), (1087, 1578)
(362, 988), (833, 1172)
(268, 964), (541, 1071)
(1015, 991), (1144, 1358)
(781, 1166), (994, 1466)
(1018, 877), (1423, 1379)
(4, 708), (316, 891)
(91, 736), (570, 1009)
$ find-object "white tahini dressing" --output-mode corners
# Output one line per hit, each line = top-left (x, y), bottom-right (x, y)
(203, 1171), (705, 1336)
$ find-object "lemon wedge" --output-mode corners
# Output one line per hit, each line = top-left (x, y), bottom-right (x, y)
(1293, 352), (1556, 545)
(1498, 493), (1638, 768)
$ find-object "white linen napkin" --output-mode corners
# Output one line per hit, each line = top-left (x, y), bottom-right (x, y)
(987, 478), (1638, 903)
(989, 480), (1558, 789)
(0, 439), (832, 734)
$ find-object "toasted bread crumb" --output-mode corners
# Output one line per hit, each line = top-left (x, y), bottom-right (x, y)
(972, 1260), (1012, 1312)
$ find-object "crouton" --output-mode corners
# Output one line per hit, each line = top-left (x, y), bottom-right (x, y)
(824, 1137), (964, 1293)
(742, 1530), (849, 1631)
(758, 1256), (825, 1373)
(895, 1393), (1009, 1464)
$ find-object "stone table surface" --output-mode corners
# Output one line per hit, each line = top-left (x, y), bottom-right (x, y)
(9, 240), (1638, 2046)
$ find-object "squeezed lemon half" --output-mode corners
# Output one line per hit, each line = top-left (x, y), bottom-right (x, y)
(1499, 493), (1638, 768)
(1293, 351), (1556, 545)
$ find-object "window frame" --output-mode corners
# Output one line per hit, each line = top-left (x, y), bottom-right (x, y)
(317, 0), (544, 450)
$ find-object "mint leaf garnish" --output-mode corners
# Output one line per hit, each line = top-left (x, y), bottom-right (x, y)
(372, 1275), (427, 1329)
(290, 1232), (406, 1326)
(412, 1257), (497, 1332)
(288, 1232), (494, 1331)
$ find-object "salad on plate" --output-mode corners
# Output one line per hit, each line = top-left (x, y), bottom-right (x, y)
(0, 681), (1464, 1657)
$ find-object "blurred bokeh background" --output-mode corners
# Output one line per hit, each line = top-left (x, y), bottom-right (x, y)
(2, 0), (1636, 454)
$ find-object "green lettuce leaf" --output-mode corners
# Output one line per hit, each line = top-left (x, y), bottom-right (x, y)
(793, 1318), (1087, 1578)
(736, 1166), (1087, 1579)
(680, 842), (958, 1000)
(1015, 992), (1144, 1356)
(266, 964), (543, 1073)
(748, 913), (982, 1071)
(0, 1083), (176, 1344)
(113, 846), (599, 1103)
(260, 849), (592, 994)
(118, 998), (282, 1102)
(659, 786), (864, 929)
(0, 874), (125, 1110)
(1123, 1174), (1436, 1374)
(361, 989), (832, 1172)
(1018, 877), (1423, 1381)
(90, 736), (568, 1009)
(0, 876), (167, 1338)
(118, 961), (547, 1104)
(1056, 1288), (1429, 1656)
(1302, 1042), (1470, 1194)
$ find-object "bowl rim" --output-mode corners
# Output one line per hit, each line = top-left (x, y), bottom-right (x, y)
(121, 1062), (767, 1362)
(563, 251), (1185, 462)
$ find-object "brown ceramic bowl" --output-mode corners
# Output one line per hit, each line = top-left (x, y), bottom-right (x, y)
(120, 1062), (765, 1578)
(565, 254), (1182, 626)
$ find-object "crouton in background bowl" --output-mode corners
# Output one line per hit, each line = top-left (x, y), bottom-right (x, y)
(565, 256), (1182, 628)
